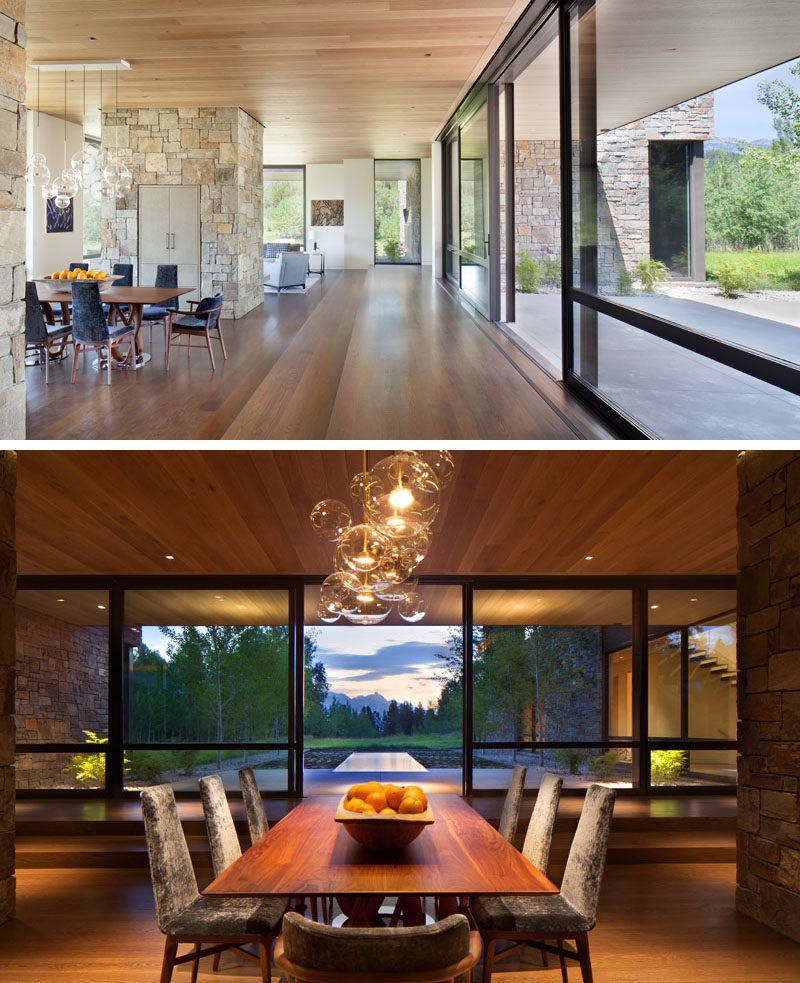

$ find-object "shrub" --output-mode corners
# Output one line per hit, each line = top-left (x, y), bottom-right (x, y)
(125, 750), (171, 784)
(713, 259), (761, 298)
(591, 751), (620, 782)
(383, 238), (403, 262)
(551, 748), (588, 775)
(516, 252), (545, 293)
(65, 731), (131, 787)
(615, 268), (635, 296)
(650, 749), (688, 780)
(541, 257), (561, 286)
(636, 258), (669, 292)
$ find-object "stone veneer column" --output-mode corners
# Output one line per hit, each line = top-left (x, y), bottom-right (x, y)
(736, 450), (800, 943)
(0, 450), (16, 923)
(0, 1), (25, 438)
(101, 106), (263, 319)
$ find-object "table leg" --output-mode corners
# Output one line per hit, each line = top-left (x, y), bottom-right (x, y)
(59, 301), (71, 326)
(396, 895), (425, 927)
(336, 895), (385, 927)
(436, 895), (459, 919)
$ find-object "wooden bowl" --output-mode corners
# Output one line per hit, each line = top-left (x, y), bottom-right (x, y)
(334, 796), (435, 851)
(34, 274), (124, 294)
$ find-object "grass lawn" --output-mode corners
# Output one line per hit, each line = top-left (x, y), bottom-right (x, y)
(706, 250), (800, 290)
(304, 733), (461, 751)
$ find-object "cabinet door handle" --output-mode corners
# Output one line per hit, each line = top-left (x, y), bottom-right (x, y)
(171, 233), (176, 249)
(166, 232), (170, 250)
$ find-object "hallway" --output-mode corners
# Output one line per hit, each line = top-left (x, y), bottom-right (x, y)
(25, 267), (612, 440)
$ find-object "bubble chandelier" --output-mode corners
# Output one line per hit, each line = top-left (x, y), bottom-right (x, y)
(310, 450), (454, 625)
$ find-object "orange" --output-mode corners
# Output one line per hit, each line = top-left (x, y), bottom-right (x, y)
(77, 271), (88, 279)
(398, 795), (425, 815)
(361, 803), (377, 814)
(95, 270), (107, 278)
(403, 786), (427, 809)
(68, 270), (79, 279)
(346, 784), (362, 801)
(364, 789), (387, 813)
(59, 271), (70, 279)
(379, 807), (397, 815)
(385, 785), (406, 810)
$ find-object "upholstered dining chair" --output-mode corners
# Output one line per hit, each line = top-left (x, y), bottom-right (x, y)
(275, 912), (482, 983)
(103, 262), (134, 320)
(521, 773), (563, 875)
(498, 765), (527, 842)
(69, 262), (89, 272)
(70, 280), (137, 384)
(199, 774), (242, 878)
(238, 767), (269, 846)
(24, 281), (72, 384)
(165, 292), (226, 370)
(472, 783), (616, 983)
(141, 263), (178, 347)
(141, 784), (288, 983)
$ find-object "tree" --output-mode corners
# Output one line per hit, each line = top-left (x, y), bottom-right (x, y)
(758, 63), (800, 148)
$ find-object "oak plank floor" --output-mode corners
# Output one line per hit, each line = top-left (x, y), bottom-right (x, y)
(2, 864), (797, 982)
(25, 267), (603, 440)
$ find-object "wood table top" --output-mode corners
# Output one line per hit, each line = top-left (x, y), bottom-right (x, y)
(203, 793), (558, 898)
(36, 285), (195, 304)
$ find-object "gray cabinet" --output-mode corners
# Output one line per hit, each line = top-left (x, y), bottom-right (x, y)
(138, 185), (200, 303)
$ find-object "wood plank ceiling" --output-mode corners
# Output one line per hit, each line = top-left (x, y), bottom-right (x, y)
(15, 450), (738, 578)
(25, 0), (530, 162)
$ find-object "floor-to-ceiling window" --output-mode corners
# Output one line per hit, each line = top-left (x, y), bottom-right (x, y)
(82, 137), (101, 261)
(374, 160), (422, 264)
(263, 166), (305, 250)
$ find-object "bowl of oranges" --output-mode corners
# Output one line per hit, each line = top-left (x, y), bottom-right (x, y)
(334, 782), (434, 851)
(35, 270), (123, 294)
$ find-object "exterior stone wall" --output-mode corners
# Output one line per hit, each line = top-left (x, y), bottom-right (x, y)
(0, 451), (16, 923)
(100, 106), (264, 319)
(736, 450), (800, 944)
(14, 606), (108, 789)
(506, 96), (713, 295)
(0, 1), (25, 439)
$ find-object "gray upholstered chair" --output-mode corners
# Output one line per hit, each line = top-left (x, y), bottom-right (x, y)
(142, 263), (178, 347)
(275, 912), (482, 983)
(166, 292), (226, 370)
(521, 772), (563, 874)
(264, 250), (309, 291)
(24, 281), (72, 384)
(498, 765), (527, 842)
(141, 784), (287, 983)
(199, 774), (242, 878)
(238, 767), (269, 846)
(473, 784), (616, 983)
(70, 279), (137, 384)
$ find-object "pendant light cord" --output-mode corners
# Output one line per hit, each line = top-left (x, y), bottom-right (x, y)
(63, 71), (67, 169)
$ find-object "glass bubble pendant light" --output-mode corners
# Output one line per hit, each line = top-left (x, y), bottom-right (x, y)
(310, 499), (351, 542)
(53, 71), (78, 210)
(25, 69), (50, 188)
(71, 69), (97, 186)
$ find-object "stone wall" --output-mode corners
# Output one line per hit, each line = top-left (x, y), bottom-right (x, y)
(0, 451), (16, 922)
(14, 605), (108, 789)
(100, 106), (264, 319)
(506, 96), (713, 295)
(736, 450), (800, 943)
(0, 1), (25, 439)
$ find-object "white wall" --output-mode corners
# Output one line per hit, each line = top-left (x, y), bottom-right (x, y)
(343, 158), (374, 270)
(25, 111), (84, 276)
(305, 156), (433, 270)
(306, 163), (345, 269)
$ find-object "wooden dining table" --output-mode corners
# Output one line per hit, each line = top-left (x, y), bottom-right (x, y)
(204, 794), (557, 927)
(36, 284), (195, 367)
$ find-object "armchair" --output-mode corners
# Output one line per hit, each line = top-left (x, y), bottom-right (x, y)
(264, 251), (309, 292)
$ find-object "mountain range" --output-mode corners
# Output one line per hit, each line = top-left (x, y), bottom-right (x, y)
(706, 137), (774, 154)
(324, 691), (390, 715)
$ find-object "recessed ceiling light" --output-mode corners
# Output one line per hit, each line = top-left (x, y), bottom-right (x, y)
(215, 595), (223, 600)
(236, 604), (246, 610)
(650, 604), (659, 610)
(424, 52), (432, 57)
(97, 604), (106, 610)
(57, 598), (65, 603)
(584, 555), (593, 561)
(690, 597), (697, 602)
(165, 554), (174, 560)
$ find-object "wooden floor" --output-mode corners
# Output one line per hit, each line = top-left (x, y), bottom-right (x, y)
(2, 863), (797, 982)
(25, 267), (615, 440)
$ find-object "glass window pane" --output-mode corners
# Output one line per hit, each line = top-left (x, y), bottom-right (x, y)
(124, 589), (289, 745)
(16, 589), (109, 744)
(650, 748), (736, 787)
(460, 102), (490, 312)
(124, 749), (288, 792)
(263, 166), (304, 247)
(472, 748), (633, 790)
(17, 751), (105, 791)
(83, 140), (101, 256)
(571, 302), (800, 438)
(648, 628), (681, 739)
(608, 647), (632, 738)
(302, 585), (462, 795)
(374, 160), (421, 264)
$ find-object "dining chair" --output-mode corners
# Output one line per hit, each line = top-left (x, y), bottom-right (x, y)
(165, 292), (226, 370)
(521, 773), (563, 874)
(238, 767), (269, 845)
(275, 912), (482, 983)
(24, 281), (72, 384)
(69, 262), (89, 272)
(199, 774), (242, 878)
(472, 783), (616, 983)
(141, 784), (288, 983)
(103, 263), (134, 321)
(141, 263), (178, 348)
(498, 765), (527, 842)
(69, 280), (137, 384)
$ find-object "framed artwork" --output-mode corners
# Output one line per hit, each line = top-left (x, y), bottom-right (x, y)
(46, 197), (74, 234)
(310, 199), (344, 226)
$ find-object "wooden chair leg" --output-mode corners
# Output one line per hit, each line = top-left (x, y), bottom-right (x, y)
(44, 343), (50, 384)
(190, 942), (200, 983)
(212, 949), (222, 972)
(106, 344), (112, 384)
(159, 937), (179, 983)
(542, 945), (549, 967)
(575, 932), (593, 983)
(205, 327), (216, 370)
(558, 940), (568, 983)
(217, 322), (227, 360)
(71, 344), (80, 383)
(482, 937), (496, 983)
(166, 328), (172, 370)
(259, 937), (271, 983)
